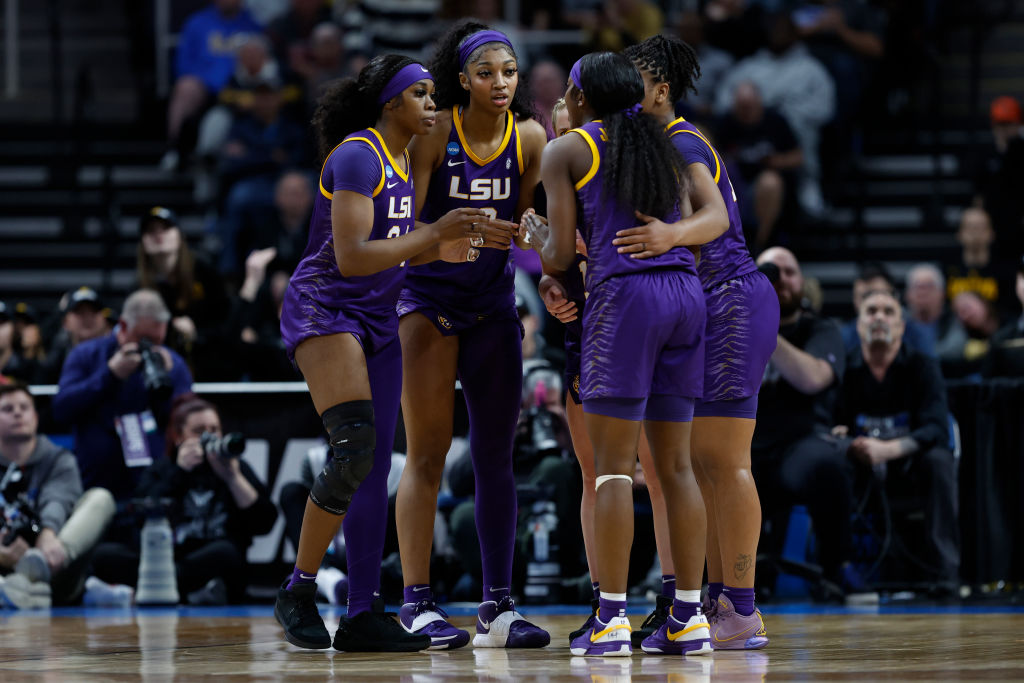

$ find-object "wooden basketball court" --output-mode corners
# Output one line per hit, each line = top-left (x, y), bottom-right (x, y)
(1, 605), (1022, 680)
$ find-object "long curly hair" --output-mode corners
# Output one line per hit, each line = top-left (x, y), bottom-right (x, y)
(427, 20), (534, 119)
(574, 52), (688, 218)
(311, 54), (418, 163)
(624, 34), (701, 104)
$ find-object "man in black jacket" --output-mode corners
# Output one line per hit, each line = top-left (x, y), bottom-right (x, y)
(835, 289), (960, 594)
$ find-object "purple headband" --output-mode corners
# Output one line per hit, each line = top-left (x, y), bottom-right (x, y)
(378, 63), (433, 104)
(458, 29), (513, 69)
(623, 103), (642, 118)
(569, 59), (584, 91)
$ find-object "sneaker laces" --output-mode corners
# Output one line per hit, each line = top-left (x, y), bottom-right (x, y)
(495, 595), (517, 614)
(414, 599), (449, 619)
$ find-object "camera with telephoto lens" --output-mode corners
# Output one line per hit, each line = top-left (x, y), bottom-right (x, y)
(1, 464), (42, 546)
(200, 432), (246, 459)
(137, 339), (173, 402)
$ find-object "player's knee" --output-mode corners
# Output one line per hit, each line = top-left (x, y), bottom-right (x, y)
(756, 169), (784, 195)
(309, 400), (376, 516)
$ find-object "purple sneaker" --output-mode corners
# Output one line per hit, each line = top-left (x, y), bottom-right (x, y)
(710, 594), (768, 650)
(472, 596), (550, 648)
(399, 599), (470, 650)
(640, 612), (711, 656)
(569, 615), (633, 657)
(702, 592), (719, 625)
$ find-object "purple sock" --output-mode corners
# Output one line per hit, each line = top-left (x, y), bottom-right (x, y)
(404, 584), (431, 605)
(598, 595), (627, 623)
(672, 598), (701, 623)
(286, 566), (317, 590)
(461, 319), (523, 601)
(708, 582), (724, 603)
(724, 585), (755, 617)
(661, 574), (676, 598)
(592, 581), (600, 600)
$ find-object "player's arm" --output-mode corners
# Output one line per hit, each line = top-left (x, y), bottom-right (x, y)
(613, 162), (729, 258)
(533, 134), (585, 273)
(512, 119), (549, 248)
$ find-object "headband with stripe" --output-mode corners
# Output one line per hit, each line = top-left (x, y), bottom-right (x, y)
(458, 29), (514, 69)
(378, 63), (433, 104)
(569, 59), (583, 91)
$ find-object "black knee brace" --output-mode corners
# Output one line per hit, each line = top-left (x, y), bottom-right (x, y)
(309, 400), (375, 515)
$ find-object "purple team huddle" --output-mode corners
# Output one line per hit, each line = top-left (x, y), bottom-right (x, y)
(273, 23), (778, 658)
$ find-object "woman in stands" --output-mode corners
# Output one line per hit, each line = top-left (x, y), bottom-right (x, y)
(274, 54), (506, 652)
(525, 51), (711, 657)
(620, 35), (779, 650)
(393, 21), (550, 650)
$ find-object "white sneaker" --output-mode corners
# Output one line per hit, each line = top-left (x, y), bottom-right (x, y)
(0, 573), (52, 609)
(15, 548), (51, 583)
(83, 576), (134, 607)
(569, 615), (633, 657)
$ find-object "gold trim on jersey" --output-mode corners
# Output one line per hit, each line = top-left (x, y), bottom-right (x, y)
(667, 117), (721, 184)
(453, 106), (514, 166)
(514, 117), (524, 175)
(367, 127), (409, 182)
(319, 134), (390, 199)
(571, 127), (601, 191)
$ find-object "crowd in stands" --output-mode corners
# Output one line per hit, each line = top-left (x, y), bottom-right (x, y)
(2, 0), (1024, 609)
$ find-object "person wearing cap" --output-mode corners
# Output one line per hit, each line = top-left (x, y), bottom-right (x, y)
(51, 289), (193, 504)
(975, 95), (1024, 261)
(985, 256), (1024, 378)
(0, 302), (36, 384)
(34, 288), (111, 385)
(136, 207), (233, 380)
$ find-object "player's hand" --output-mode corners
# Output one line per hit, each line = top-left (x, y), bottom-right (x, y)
(521, 210), (549, 252)
(613, 211), (681, 259)
(172, 316), (197, 344)
(0, 535), (30, 570)
(176, 437), (205, 472)
(207, 444), (242, 483)
(36, 528), (67, 572)
(538, 275), (578, 323)
(108, 342), (143, 380)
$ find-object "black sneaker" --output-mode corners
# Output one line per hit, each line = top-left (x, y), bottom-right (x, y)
(631, 594), (672, 647)
(568, 598), (599, 644)
(275, 581), (331, 649)
(333, 598), (431, 652)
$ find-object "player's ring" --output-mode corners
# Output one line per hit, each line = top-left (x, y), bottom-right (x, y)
(470, 235), (485, 247)
(467, 247), (480, 262)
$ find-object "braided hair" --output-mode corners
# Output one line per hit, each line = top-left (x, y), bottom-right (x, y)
(623, 34), (701, 104)
(574, 52), (688, 219)
(427, 20), (534, 119)
(311, 54), (417, 163)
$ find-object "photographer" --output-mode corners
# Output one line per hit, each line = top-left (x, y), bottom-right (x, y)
(91, 394), (276, 604)
(52, 289), (193, 502)
(0, 384), (115, 609)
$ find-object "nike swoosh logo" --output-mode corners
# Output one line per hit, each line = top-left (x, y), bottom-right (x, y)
(590, 624), (631, 642)
(447, 160), (465, 167)
(299, 573), (316, 580)
(667, 622), (710, 640)
(489, 587), (509, 593)
(412, 586), (429, 592)
(386, 181), (399, 188)
(711, 617), (761, 643)
(432, 634), (459, 641)
(479, 619), (490, 629)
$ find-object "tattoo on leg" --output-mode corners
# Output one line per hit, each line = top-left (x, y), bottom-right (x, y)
(734, 554), (753, 579)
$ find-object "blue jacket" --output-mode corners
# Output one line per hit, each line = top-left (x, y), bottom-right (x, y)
(52, 334), (193, 500)
(175, 7), (263, 93)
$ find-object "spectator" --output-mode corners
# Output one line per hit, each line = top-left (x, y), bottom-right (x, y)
(302, 22), (360, 113)
(715, 13), (836, 215)
(975, 96), (1024, 259)
(229, 247), (299, 381)
(52, 289), (193, 503)
(753, 247), (867, 599)
(11, 304), (45, 369)
(713, 80), (802, 251)
(947, 207), (1015, 316)
(91, 395), (277, 605)
(162, 0), (263, 171)
(834, 289), (959, 595)
(985, 257), (1024, 377)
(0, 302), (35, 384)
(0, 384), (116, 608)
(589, 0), (665, 53)
(235, 170), (313, 275)
(529, 59), (568, 139)
(265, 0), (334, 77)
(702, 0), (767, 60)
(840, 261), (932, 356)
(792, 0), (885, 119)
(35, 288), (112, 385)
(905, 264), (967, 367)
(136, 207), (232, 380)
(951, 291), (1000, 373)
(674, 11), (734, 120)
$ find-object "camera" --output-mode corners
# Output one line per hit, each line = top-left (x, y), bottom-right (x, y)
(138, 339), (173, 402)
(200, 432), (246, 458)
(1, 464), (42, 546)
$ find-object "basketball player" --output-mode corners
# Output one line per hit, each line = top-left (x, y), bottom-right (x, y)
(525, 52), (712, 657)
(274, 55), (510, 652)
(394, 22), (550, 649)
(619, 35), (779, 650)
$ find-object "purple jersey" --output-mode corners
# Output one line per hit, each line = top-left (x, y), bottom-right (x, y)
(666, 117), (757, 290)
(573, 121), (696, 291)
(404, 107), (524, 313)
(282, 128), (415, 352)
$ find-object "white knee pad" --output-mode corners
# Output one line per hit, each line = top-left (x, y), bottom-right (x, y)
(595, 474), (633, 491)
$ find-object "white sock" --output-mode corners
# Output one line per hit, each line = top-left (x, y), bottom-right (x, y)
(675, 589), (701, 604)
(599, 591), (627, 602)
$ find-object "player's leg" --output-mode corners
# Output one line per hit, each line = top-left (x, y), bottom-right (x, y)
(565, 392), (601, 643)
